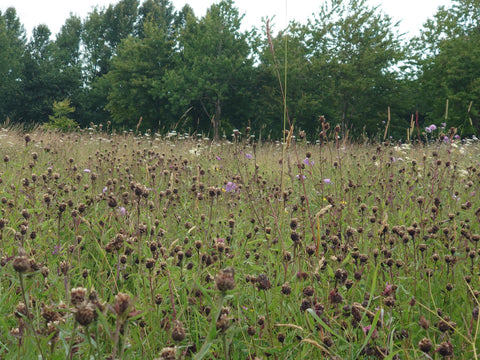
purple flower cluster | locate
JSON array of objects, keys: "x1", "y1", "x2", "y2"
[
  {"x1": 425, "y1": 124, "x2": 437, "y2": 133},
  {"x1": 225, "y1": 181, "x2": 237, "y2": 192},
  {"x1": 303, "y1": 158, "x2": 314, "y2": 166}
]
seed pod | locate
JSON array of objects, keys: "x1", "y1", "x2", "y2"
[
  {"x1": 12, "y1": 256, "x2": 31, "y2": 273},
  {"x1": 171, "y1": 320, "x2": 186, "y2": 342}
]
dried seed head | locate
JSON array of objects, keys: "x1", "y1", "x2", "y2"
[
  {"x1": 256, "y1": 273, "x2": 271, "y2": 291},
  {"x1": 290, "y1": 218, "x2": 298, "y2": 230},
  {"x1": 215, "y1": 267, "x2": 235, "y2": 292},
  {"x1": 306, "y1": 244, "x2": 316, "y2": 256},
  {"x1": 59, "y1": 261, "x2": 69, "y2": 276},
  {"x1": 472, "y1": 307, "x2": 479, "y2": 321},
  {"x1": 15, "y1": 302, "x2": 28, "y2": 318},
  {"x1": 303, "y1": 286, "x2": 314, "y2": 297},
  {"x1": 12, "y1": 256, "x2": 31, "y2": 273},
  {"x1": 437, "y1": 317, "x2": 455, "y2": 333},
  {"x1": 171, "y1": 320, "x2": 186, "y2": 342},
  {"x1": 329, "y1": 288, "x2": 343, "y2": 304},
  {"x1": 216, "y1": 313, "x2": 231, "y2": 332},
  {"x1": 146, "y1": 258, "x2": 156, "y2": 270},
  {"x1": 384, "y1": 296, "x2": 395, "y2": 307},
  {"x1": 114, "y1": 293, "x2": 132, "y2": 315},
  {"x1": 41, "y1": 266, "x2": 49, "y2": 278},
  {"x1": 70, "y1": 287, "x2": 87, "y2": 306},
  {"x1": 418, "y1": 337, "x2": 433, "y2": 353},
  {"x1": 283, "y1": 251, "x2": 292, "y2": 262},
  {"x1": 74, "y1": 302, "x2": 96, "y2": 326},
  {"x1": 281, "y1": 282, "x2": 292, "y2": 295},
  {"x1": 158, "y1": 347, "x2": 176, "y2": 360},
  {"x1": 290, "y1": 230, "x2": 300, "y2": 243},
  {"x1": 435, "y1": 341, "x2": 453, "y2": 357},
  {"x1": 300, "y1": 298, "x2": 312, "y2": 312}
]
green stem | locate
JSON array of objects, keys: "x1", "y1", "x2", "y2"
[
  {"x1": 67, "y1": 322, "x2": 78, "y2": 360},
  {"x1": 19, "y1": 273, "x2": 46, "y2": 360}
]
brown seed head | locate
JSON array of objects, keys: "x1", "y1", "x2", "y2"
[
  {"x1": 158, "y1": 347, "x2": 176, "y2": 360},
  {"x1": 114, "y1": 293, "x2": 132, "y2": 315},
  {"x1": 256, "y1": 273, "x2": 271, "y2": 291},
  {"x1": 303, "y1": 286, "x2": 314, "y2": 297},
  {"x1": 12, "y1": 256, "x2": 31, "y2": 273},
  {"x1": 215, "y1": 267, "x2": 235, "y2": 292},
  {"x1": 281, "y1": 282, "x2": 292, "y2": 295},
  {"x1": 74, "y1": 302, "x2": 96, "y2": 326},
  {"x1": 70, "y1": 287, "x2": 87, "y2": 306},
  {"x1": 171, "y1": 320, "x2": 186, "y2": 342},
  {"x1": 418, "y1": 337, "x2": 433, "y2": 353},
  {"x1": 15, "y1": 302, "x2": 28, "y2": 318},
  {"x1": 435, "y1": 341, "x2": 453, "y2": 357}
]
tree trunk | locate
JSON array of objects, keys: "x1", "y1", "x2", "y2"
[
  {"x1": 214, "y1": 97, "x2": 221, "y2": 140},
  {"x1": 341, "y1": 99, "x2": 348, "y2": 138}
]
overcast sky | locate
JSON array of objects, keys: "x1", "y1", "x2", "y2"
[{"x1": 2, "y1": 0, "x2": 452, "y2": 39}]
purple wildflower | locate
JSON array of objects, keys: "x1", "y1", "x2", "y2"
[
  {"x1": 296, "y1": 174, "x2": 306, "y2": 180},
  {"x1": 225, "y1": 181, "x2": 236, "y2": 192},
  {"x1": 102, "y1": 186, "x2": 108, "y2": 194},
  {"x1": 425, "y1": 127, "x2": 431, "y2": 133},
  {"x1": 382, "y1": 282, "x2": 394, "y2": 296},
  {"x1": 83, "y1": 168, "x2": 91, "y2": 173},
  {"x1": 454, "y1": 134, "x2": 460, "y2": 139},
  {"x1": 429, "y1": 124, "x2": 437, "y2": 131},
  {"x1": 303, "y1": 158, "x2": 314, "y2": 166},
  {"x1": 323, "y1": 178, "x2": 331, "y2": 184},
  {"x1": 362, "y1": 325, "x2": 379, "y2": 339},
  {"x1": 245, "y1": 153, "x2": 252, "y2": 159},
  {"x1": 117, "y1": 207, "x2": 126, "y2": 216},
  {"x1": 216, "y1": 156, "x2": 222, "y2": 161},
  {"x1": 52, "y1": 245, "x2": 61, "y2": 255}
]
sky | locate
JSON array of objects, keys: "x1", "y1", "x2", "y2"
[{"x1": 2, "y1": 0, "x2": 452, "y2": 39}]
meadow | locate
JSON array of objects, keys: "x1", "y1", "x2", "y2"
[{"x1": 0, "y1": 126, "x2": 479, "y2": 359}]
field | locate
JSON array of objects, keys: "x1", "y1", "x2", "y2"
[{"x1": 0, "y1": 127, "x2": 479, "y2": 359}]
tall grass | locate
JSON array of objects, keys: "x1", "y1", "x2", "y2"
[{"x1": 0, "y1": 125, "x2": 478, "y2": 359}]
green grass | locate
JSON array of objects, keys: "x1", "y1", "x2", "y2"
[{"x1": 0, "y1": 127, "x2": 479, "y2": 359}]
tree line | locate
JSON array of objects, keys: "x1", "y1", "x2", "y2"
[{"x1": 0, "y1": 0, "x2": 479, "y2": 140}]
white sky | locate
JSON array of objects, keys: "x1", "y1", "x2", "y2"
[{"x1": 2, "y1": 0, "x2": 452, "y2": 39}]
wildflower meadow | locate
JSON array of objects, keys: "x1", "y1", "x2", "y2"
[{"x1": 0, "y1": 126, "x2": 479, "y2": 359}]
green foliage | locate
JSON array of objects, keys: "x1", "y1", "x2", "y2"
[
  {"x1": 0, "y1": 0, "x2": 479, "y2": 139},
  {"x1": 255, "y1": 22, "x2": 320, "y2": 138},
  {"x1": 45, "y1": 99, "x2": 78, "y2": 131},
  {"x1": 412, "y1": 0, "x2": 480, "y2": 136},
  {"x1": 308, "y1": 0, "x2": 405, "y2": 137},
  {"x1": 0, "y1": 8, "x2": 26, "y2": 122},
  {"x1": 164, "y1": 0, "x2": 255, "y2": 138},
  {"x1": 104, "y1": 13, "x2": 177, "y2": 130}
]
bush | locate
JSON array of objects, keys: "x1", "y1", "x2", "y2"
[{"x1": 44, "y1": 99, "x2": 78, "y2": 131}]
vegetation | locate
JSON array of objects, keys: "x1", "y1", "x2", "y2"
[
  {"x1": 0, "y1": 124, "x2": 478, "y2": 359},
  {"x1": 45, "y1": 99, "x2": 78, "y2": 132},
  {"x1": 0, "y1": 0, "x2": 479, "y2": 139}
]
